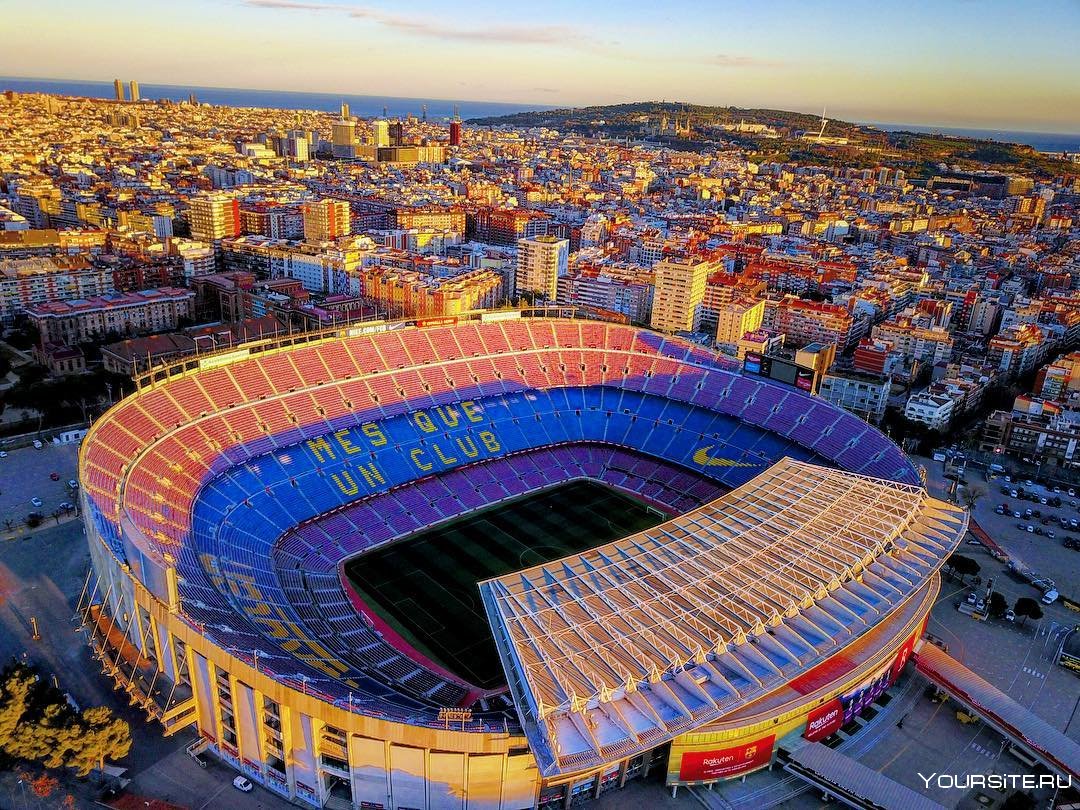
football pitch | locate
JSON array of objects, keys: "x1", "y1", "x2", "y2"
[{"x1": 343, "y1": 480, "x2": 667, "y2": 689}]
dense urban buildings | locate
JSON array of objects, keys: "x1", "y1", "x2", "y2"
[{"x1": 1, "y1": 81, "x2": 1079, "y2": 809}]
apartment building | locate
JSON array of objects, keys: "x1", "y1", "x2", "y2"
[
  {"x1": 27, "y1": 287, "x2": 195, "y2": 344},
  {"x1": 762, "y1": 295, "x2": 855, "y2": 350},
  {"x1": 303, "y1": 199, "x2": 351, "y2": 242},
  {"x1": 715, "y1": 297, "x2": 765, "y2": 349},
  {"x1": 188, "y1": 194, "x2": 241, "y2": 244},
  {"x1": 516, "y1": 235, "x2": 569, "y2": 301},
  {"x1": 819, "y1": 373, "x2": 890, "y2": 423},
  {"x1": 221, "y1": 236, "x2": 375, "y2": 296},
  {"x1": 1037, "y1": 352, "x2": 1080, "y2": 400},
  {"x1": 645, "y1": 257, "x2": 709, "y2": 333},
  {"x1": 361, "y1": 267, "x2": 503, "y2": 318},
  {"x1": 0, "y1": 256, "x2": 115, "y2": 321},
  {"x1": 904, "y1": 391, "x2": 956, "y2": 430},
  {"x1": 981, "y1": 397, "x2": 1080, "y2": 468},
  {"x1": 987, "y1": 323, "x2": 1052, "y2": 378},
  {"x1": 872, "y1": 316, "x2": 954, "y2": 365},
  {"x1": 556, "y1": 266, "x2": 654, "y2": 323}
]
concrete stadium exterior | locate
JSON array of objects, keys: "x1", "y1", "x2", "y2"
[{"x1": 78, "y1": 312, "x2": 967, "y2": 809}]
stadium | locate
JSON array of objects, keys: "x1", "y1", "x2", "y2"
[{"x1": 78, "y1": 313, "x2": 967, "y2": 810}]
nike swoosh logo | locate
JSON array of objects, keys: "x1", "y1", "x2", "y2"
[{"x1": 692, "y1": 446, "x2": 758, "y2": 467}]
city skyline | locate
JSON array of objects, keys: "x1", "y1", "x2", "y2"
[{"x1": 4, "y1": 0, "x2": 1080, "y2": 133}]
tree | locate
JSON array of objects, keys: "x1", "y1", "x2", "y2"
[
  {"x1": 988, "y1": 591, "x2": 1007, "y2": 618},
  {"x1": 960, "y1": 484, "x2": 986, "y2": 510},
  {"x1": 1013, "y1": 597, "x2": 1044, "y2": 626},
  {"x1": 0, "y1": 663, "x2": 131, "y2": 776},
  {"x1": 58, "y1": 706, "x2": 132, "y2": 777},
  {"x1": 946, "y1": 553, "x2": 980, "y2": 584}
]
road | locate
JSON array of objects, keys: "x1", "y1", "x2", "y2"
[{"x1": 0, "y1": 442, "x2": 293, "y2": 809}]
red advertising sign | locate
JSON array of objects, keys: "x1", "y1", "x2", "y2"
[
  {"x1": 804, "y1": 698, "x2": 844, "y2": 741},
  {"x1": 678, "y1": 734, "x2": 775, "y2": 781},
  {"x1": 889, "y1": 632, "x2": 917, "y2": 684}
]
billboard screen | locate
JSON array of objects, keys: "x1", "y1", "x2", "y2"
[{"x1": 742, "y1": 352, "x2": 816, "y2": 392}]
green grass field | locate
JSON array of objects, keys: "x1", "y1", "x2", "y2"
[{"x1": 343, "y1": 480, "x2": 666, "y2": 689}]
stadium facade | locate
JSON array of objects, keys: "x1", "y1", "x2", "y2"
[{"x1": 78, "y1": 313, "x2": 967, "y2": 809}]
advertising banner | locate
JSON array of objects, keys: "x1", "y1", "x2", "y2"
[
  {"x1": 804, "y1": 698, "x2": 844, "y2": 741},
  {"x1": 677, "y1": 734, "x2": 775, "y2": 781}
]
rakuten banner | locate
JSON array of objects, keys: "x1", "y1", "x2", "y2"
[
  {"x1": 804, "y1": 698, "x2": 845, "y2": 742},
  {"x1": 678, "y1": 734, "x2": 776, "y2": 781}
]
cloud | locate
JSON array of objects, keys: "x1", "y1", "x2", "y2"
[
  {"x1": 244, "y1": 0, "x2": 343, "y2": 10},
  {"x1": 709, "y1": 53, "x2": 783, "y2": 68},
  {"x1": 531, "y1": 87, "x2": 561, "y2": 94},
  {"x1": 244, "y1": 0, "x2": 581, "y2": 46}
]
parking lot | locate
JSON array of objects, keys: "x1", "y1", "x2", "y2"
[
  {"x1": 915, "y1": 454, "x2": 1080, "y2": 604},
  {"x1": 0, "y1": 440, "x2": 80, "y2": 532}
]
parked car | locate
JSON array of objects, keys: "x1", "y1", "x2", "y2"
[
  {"x1": 1070, "y1": 518, "x2": 1078, "y2": 529},
  {"x1": 232, "y1": 776, "x2": 253, "y2": 793},
  {"x1": 59, "y1": 501, "x2": 73, "y2": 511},
  {"x1": 1047, "y1": 530, "x2": 1056, "y2": 539},
  {"x1": 32, "y1": 440, "x2": 42, "y2": 449},
  {"x1": 1068, "y1": 488, "x2": 1076, "y2": 497},
  {"x1": 1013, "y1": 511, "x2": 1022, "y2": 518},
  {"x1": 966, "y1": 592, "x2": 978, "y2": 605},
  {"x1": 0, "y1": 451, "x2": 7, "y2": 459},
  {"x1": 49, "y1": 472, "x2": 59, "y2": 481},
  {"x1": 1053, "y1": 486, "x2": 1062, "y2": 494},
  {"x1": 995, "y1": 506, "x2": 1006, "y2": 515},
  {"x1": 68, "y1": 479, "x2": 78, "y2": 489},
  {"x1": 1004, "y1": 609, "x2": 1016, "y2": 622},
  {"x1": 1027, "y1": 525, "x2": 1035, "y2": 533},
  {"x1": 30, "y1": 497, "x2": 42, "y2": 508},
  {"x1": 1034, "y1": 527, "x2": 1043, "y2": 535}
]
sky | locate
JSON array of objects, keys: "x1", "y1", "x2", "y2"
[{"x1": 2, "y1": 0, "x2": 1079, "y2": 133}]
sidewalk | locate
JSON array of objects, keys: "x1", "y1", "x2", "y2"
[{"x1": 1, "y1": 508, "x2": 80, "y2": 541}]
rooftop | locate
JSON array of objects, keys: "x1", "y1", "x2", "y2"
[{"x1": 480, "y1": 458, "x2": 966, "y2": 776}]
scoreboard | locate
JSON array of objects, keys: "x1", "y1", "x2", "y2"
[{"x1": 742, "y1": 352, "x2": 818, "y2": 393}]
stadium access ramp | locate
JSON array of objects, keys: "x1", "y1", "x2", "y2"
[
  {"x1": 783, "y1": 742, "x2": 947, "y2": 810},
  {"x1": 915, "y1": 643, "x2": 1080, "y2": 779}
]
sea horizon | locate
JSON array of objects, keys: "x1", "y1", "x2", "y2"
[
  {"x1": 4, "y1": 75, "x2": 1079, "y2": 152},
  {"x1": 0, "y1": 75, "x2": 553, "y2": 121},
  {"x1": 870, "y1": 122, "x2": 1080, "y2": 154}
]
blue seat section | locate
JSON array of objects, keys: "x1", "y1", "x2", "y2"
[{"x1": 172, "y1": 358, "x2": 916, "y2": 726}]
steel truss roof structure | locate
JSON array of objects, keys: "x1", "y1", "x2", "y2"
[{"x1": 480, "y1": 458, "x2": 967, "y2": 776}]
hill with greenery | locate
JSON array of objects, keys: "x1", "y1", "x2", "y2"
[{"x1": 468, "y1": 101, "x2": 1076, "y2": 178}]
